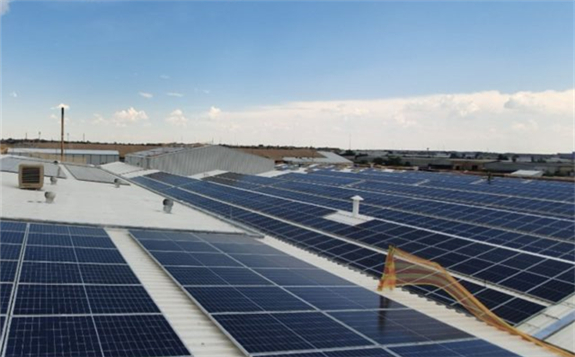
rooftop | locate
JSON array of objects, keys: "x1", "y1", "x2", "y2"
[{"x1": 0, "y1": 157, "x2": 572, "y2": 357}]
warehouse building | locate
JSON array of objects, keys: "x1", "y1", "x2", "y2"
[
  {"x1": 125, "y1": 145, "x2": 274, "y2": 176},
  {"x1": 7, "y1": 147, "x2": 119, "y2": 165}
]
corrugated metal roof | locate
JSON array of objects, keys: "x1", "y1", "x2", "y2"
[
  {"x1": 283, "y1": 151, "x2": 353, "y2": 164},
  {"x1": 8, "y1": 148, "x2": 119, "y2": 155}
]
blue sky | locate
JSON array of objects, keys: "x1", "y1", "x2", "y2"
[{"x1": 1, "y1": 1, "x2": 573, "y2": 152}]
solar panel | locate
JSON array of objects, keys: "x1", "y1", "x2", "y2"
[
  {"x1": 155, "y1": 173, "x2": 574, "y2": 304},
  {"x1": 27, "y1": 233, "x2": 73, "y2": 247},
  {"x1": 19, "y1": 262, "x2": 82, "y2": 284},
  {"x1": 133, "y1": 176, "x2": 551, "y2": 322},
  {"x1": 1, "y1": 284, "x2": 13, "y2": 314},
  {"x1": 0, "y1": 231, "x2": 25, "y2": 244},
  {"x1": 258, "y1": 349, "x2": 395, "y2": 357},
  {"x1": 75, "y1": 248, "x2": 127, "y2": 264},
  {"x1": 129, "y1": 227, "x2": 523, "y2": 357},
  {"x1": 0, "y1": 244, "x2": 21, "y2": 260},
  {"x1": 0, "y1": 220, "x2": 192, "y2": 357},
  {"x1": 79, "y1": 264, "x2": 140, "y2": 285},
  {"x1": 0, "y1": 261, "x2": 18, "y2": 282},
  {"x1": 13, "y1": 285, "x2": 90, "y2": 315},
  {"x1": 329, "y1": 310, "x2": 469, "y2": 345},
  {"x1": 4, "y1": 316, "x2": 101, "y2": 357},
  {"x1": 286, "y1": 287, "x2": 407, "y2": 311},
  {"x1": 86, "y1": 285, "x2": 160, "y2": 314},
  {"x1": 388, "y1": 339, "x2": 520, "y2": 357},
  {"x1": 93, "y1": 315, "x2": 190, "y2": 357}
]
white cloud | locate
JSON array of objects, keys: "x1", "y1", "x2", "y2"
[
  {"x1": 208, "y1": 106, "x2": 221, "y2": 119},
  {"x1": 111, "y1": 107, "x2": 149, "y2": 127},
  {"x1": 52, "y1": 103, "x2": 70, "y2": 110},
  {"x1": 9, "y1": 91, "x2": 17, "y2": 98},
  {"x1": 139, "y1": 92, "x2": 153, "y2": 99},
  {"x1": 89, "y1": 108, "x2": 149, "y2": 127},
  {"x1": 91, "y1": 114, "x2": 107, "y2": 125},
  {"x1": 165, "y1": 109, "x2": 189, "y2": 127},
  {"x1": 0, "y1": 0, "x2": 11, "y2": 16},
  {"x1": 166, "y1": 92, "x2": 184, "y2": 97},
  {"x1": 503, "y1": 90, "x2": 572, "y2": 114},
  {"x1": 160, "y1": 75, "x2": 170, "y2": 80}
]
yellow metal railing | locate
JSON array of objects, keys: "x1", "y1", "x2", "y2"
[{"x1": 378, "y1": 246, "x2": 573, "y2": 357}]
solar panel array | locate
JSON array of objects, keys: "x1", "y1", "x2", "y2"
[
  {"x1": 129, "y1": 228, "x2": 520, "y2": 357},
  {"x1": 0, "y1": 157, "x2": 67, "y2": 178},
  {"x1": 0, "y1": 220, "x2": 191, "y2": 357},
  {"x1": 130, "y1": 170, "x2": 575, "y2": 326},
  {"x1": 65, "y1": 164, "x2": 128, "y2": 185}
]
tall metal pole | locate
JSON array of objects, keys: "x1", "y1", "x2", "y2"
[{"x1": 60, "y1": 107, "x2": 64, "y2": 162}]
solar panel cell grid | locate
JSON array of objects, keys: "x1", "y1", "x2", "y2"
[
  {"x1": 0, "y1": 231, "x2": 26, "y2": 244},
  {"x1": 75, "y1": 248, "x2": 127, "y2": 264},
  {"x1": 27, "y1": 233, "x2": 73, "y2": 247},
  {"x1": 0, "y1": 221, "x2": 191, "y2": 357},
  {"x1": 13, "y1": 284, "x2": 90, "y2": 315},
  {"x1": 0, "y1": 221, "x2": 27, "y2": 232},
  {"x1": 4, "y1": 316, "x2": 102, "y2": 357},
  {"x1": 0, "y1": 244, "x2": 22, "y2": 260},
  {"x1": 93, "y1": 315, "x2": 190, "y2": 357},
  {"x1": 79, "y1": 264, "x2": 140, "y2": 285},
  {"x1": 71, "y1": 235, "x2": 117, "y2": 249},
  {"x1": 185, "y1": 286, "x2": 264, "y2": 313},
  {"x1": 86, "y1": 285, "x2": 161, "y2": 314},
  {"x1": 1, "y1": 283, "x2": 13, "y2": 314},
  {"x1": 389, "y1": 339, "x2": 520, "y2": 357},
  {"x1": 329, "y1": 309, "x2": 470, "y2": 345},
  {"x1": 213, "y1": 313, "x2": 315, "y2": 353},
  {"x1": 287, "y1": 287, "x2": 406, "y2": 311},
  {"x1": 24, "y1": 246, "x2": 77, "y2": 263},
  {"x1": 1, "y1": 261, "x2": 19, "y2": 282}
]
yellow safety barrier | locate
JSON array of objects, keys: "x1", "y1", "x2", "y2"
[{"x1": 378, "y1": 246, "x2": 573, "y2": 357}]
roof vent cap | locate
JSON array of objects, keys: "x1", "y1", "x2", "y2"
[
  {"x1": 351, "y1": 195, "x2": 363, "y2": 217},
  {"x1": 50, "y1": 176, "x2": 58, "y2": 185},
  {"x1": 114, "y1": 178, "x2": 121, "y2": 188},
  {"x1": 45, "y1": 191, "x2": 56, "y2": 203},
  {"x1": 163, "y1": 198, "x2": 174, "y2": 213}
]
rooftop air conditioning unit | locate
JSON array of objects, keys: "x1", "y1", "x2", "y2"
[{"x1": 18, "y1": 164, "x2": 44, "y2": 189}]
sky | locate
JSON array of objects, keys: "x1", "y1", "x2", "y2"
[{"x1": 1, "y1": 0, "x2": 573, "y2": 153}]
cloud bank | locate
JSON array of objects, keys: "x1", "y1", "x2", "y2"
[
  {"x1": 187, "y1": 89, "x2": 573, "y2": 153},
  {"x1": 6, "y1": 89, "x2": 569, "y2": 153}
]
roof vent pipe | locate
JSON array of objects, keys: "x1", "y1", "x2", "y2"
[
  {"x1": 113, "y1": 178, "x2": 121, "y2": 188},
  {"x1": 351, "y1": 195, "x2": 363, "y2": 217},
  {"x1": 50, "y1": 176, "x2": 58, "y2": 185},
  {"x1": 163, "y1": 198, "x2": 174, "y2": 214},
  {"x1": 45, "y1": 191, "x2": 56, "y2": 204}
]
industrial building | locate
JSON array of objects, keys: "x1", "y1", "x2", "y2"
[
  {"x1": 125, "y1": 145, "x2": 274, "y2": 176},
  {"x1": 7, "y1": 147, "x2": 119, "y2": 165},
  {"x1": 0, "y1": 154, "x2": 573, "y2": 357},
  {"x1": 282, "y1": 151, "x2": 353, "y2": 165}
]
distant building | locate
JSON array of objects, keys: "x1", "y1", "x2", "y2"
[
  {"x1": 7, "y1": 147, "x2": 119, "y2": 165},
  {"x1": 281, "y1": 151, "x2": 352, "y2": 165},
  {"x1": 125, "y1": 145, "x2": 274, "y2": 176},
  {"x1": 484, "y1": 161, "x2": 575, "y2": 176}
]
